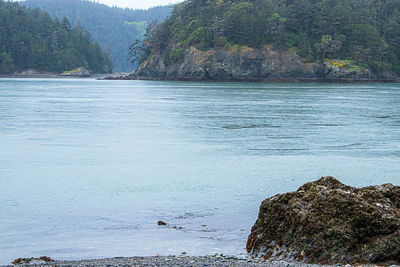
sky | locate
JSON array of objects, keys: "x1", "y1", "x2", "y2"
[{"x1": 95, "y1": 0, "x2": 183, "y2": 9}]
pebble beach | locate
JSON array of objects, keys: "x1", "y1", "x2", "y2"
[
  {"x1": 2, "y1": 255, "x2": 324, "y2": 267},
  {"x1": 5, "y1": 255, "x2": 398, "y2": 267}
]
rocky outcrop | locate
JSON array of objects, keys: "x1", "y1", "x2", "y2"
[
  {"x1": 99, "y1": 73, "x2": 135, "y2": 80},
  {"x1": 13, "y1": 256, "x2": 54, "y2": 265},
  {"x1": 247, "y1": 177, "x2": 400, "y2": 265},
  {"x1": 134, "y1": 46, "x2": 398, "y2": 82},
  {"x1": 59, "y1": 67, "x2": 90, "y2": 77}
]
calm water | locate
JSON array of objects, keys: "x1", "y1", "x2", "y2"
[{"x1": 0, "y1": 79, "x2": 399, "y2": 264}]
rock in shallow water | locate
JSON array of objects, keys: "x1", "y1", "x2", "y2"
[{"x1": 246, "y1": 176, "x2": 400, "y2": 265}]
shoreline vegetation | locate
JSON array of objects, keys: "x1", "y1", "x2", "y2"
[
  {"x1": 20, "y1": 0, "x2": 172, "y2": 73},
  {"x1": 1, "y1": 67, "x2": 399, "y2": 82},
  {"x1": 2, "y1": 72, "x2": 398, "y2": 83},
  {"x1": 0, "y1": 69, "x2": 124, "y2": 79},
  {"x1": 0, "y1": 1, "x2": 111, "y2": 76},
  {"x1": 125, "y1": 0, "x2": 400, "y2": 82}
]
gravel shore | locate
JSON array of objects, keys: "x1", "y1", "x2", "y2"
[{"x1": 5, "y1": 255, "x2": 391, "y2": 267}]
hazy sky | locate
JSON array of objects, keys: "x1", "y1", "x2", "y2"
[{"x1": 97, "y1": 0, "x2": 183, "y2": 9}]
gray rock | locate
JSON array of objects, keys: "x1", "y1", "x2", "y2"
[
  {"x1": 134, "y1": 46, "x2": 398, "y2": 82},
  {"x1": 59, "y1": 67, "x2": 90, "y2": 77},
  {"x1": 247, "y1": 176, "x2": 400, "y2": 265}
]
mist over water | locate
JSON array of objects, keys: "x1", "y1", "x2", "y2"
[{"x1": 0, "y1": 79, "x2": 399, "y2": 264}]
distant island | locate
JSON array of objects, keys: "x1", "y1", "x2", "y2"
[
  {"x1": 21, "y1": 0, "x2": 172, "y2": 72},
  {"x1": 0, "y1": 1, "x2": 111, "y2": 75},
  {"x1": 126, "y1": 0, "x2": 400, "y2": 82}
]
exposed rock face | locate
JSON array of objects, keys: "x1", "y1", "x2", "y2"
[
  {"x1": 135, "y1": 46, "x2": 398, "y2": 82},
  {"x1": 60, "y1": 67, "x2": 90, "y2": 77},
  {"x1": 247, "y1": 177, "x2": 400, "y2": 265}
]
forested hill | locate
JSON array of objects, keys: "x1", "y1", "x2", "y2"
[
  {"x1": 22, "y1": 0, "x2": 173, "y2": 72},
  {"x1": 0, "y1": 1, "x2": 111, "y2": 74},
  {"x1": 137, "y1": 0, "x2": 400, "y2": 77}
]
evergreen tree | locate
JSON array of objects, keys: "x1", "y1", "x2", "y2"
[
  {"x1": 22, "y1": 0, "x2": 173, "y2": 72},
  {"x1": 0, "y1": 0, "x2": 112, "y2": 74},
  {"x1": 134, "y1": 0, "x2": 400, "y2": 75}
]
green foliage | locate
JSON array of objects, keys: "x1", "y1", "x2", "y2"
[
  {"x1": 128, "y1": 39, "x2": 150, "y2": 66},
  {"x1": 0, "y1": 0, "x2": 112, "y2": 74},
  {"x1": 22, "y1": 0, "x2": 172, "y2": 72},
  {"x1": 183, "y1": 27, "x2": 209, "y2": 48},
  {"x1": 164, "y1": 48, "x2": 185, "y2": 66},
  {"x1": 231, "y1": 44, "x2": 243, "y2": 53},
  {"x1": 133, "y1": 0, "x2": 400, "y2": 74},
  {"x1": 169, "y1": 48, "x2": 185, "y2": 63},
  {"x1": 215, "y1": 36, "x2": 227, "y2": 47},
  {"x1": 124, "y1": 21, "x2": 148, "y2": 37},
  {"x1": 0, "y1": 52, "x2": 15, "y2": 74}
]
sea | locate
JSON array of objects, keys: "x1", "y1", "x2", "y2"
[{"x1": 0, "y1": 78, "x2": 399, "y2": 264}]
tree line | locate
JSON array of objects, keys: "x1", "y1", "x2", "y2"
[
  {"x1": 133, "y1": 0, "x2": 400, "y2": 75},
  {"x1": 22, "y1": 0, "x2": 173, "y2": 72},
  {"x1": 0, "y1": 0, "x2": 112, "y2": 74}
]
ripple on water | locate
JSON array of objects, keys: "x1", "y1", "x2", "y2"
[
  {"x1": 222, "y1": 124, "x2": 281, "y2": 130},
  {"x1": 0, "y1": 79, "x2": 400, "y2": 264},
  {"x1": 174, "y1": 212, "x2": 213, "y2": 220}
]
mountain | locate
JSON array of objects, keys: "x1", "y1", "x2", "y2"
[
  {"x1": 0, "y1": 1, "x2": 111, "y2": 74},
  {"x1": 21, "y1": 0, "x2": 173, "y2": 72},
  {"x1": 131, "y1": 0, "x2": 400, "y2": 81}
]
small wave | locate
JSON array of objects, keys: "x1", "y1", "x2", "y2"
[
  {"x1": 323, "y1": 143, "x2": 363, "y2": 149},
  {"x1": 375, "y1": 115, "x2": 392, "y2": 119},
  {"x1": 101, "y1": 225, "x2": 138, "y2": 231},
  {"x1": 310, "y1": 123, "x2": 347, "y2": 127},
  {"x1": 34, "y1": 248, "x2": 92, "y2": 254},
  {"x1": 222, "y1": 124, "x2": 280, "y2": 130},
  {"x1": 360, "y1": 115, "x2": 392, "y2": 119},
  {"x1": 3, "y1": 199, "x2": 18, "y2": 207},
  {"x1": 174, "y1": 212, "x2": 212, "y2": 220},
  {"x1": 249, "y1": 148, "x2": 306, "y2": 151},
  {"x1": 199, "y1": 236, "x2": 224, "y2": 240},
  {"x1": 267, "y1": 136, "x2": 302, "y2": 139}
]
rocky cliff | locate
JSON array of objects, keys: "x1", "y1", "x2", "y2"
[
  {"x1": 247, "y1": 177, "x2": 400, "y2": 265},
  {"x1": 133, "y1": 46, "x2": 398, "y2": 82}
]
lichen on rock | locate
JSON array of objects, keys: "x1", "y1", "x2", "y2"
[
  {"x1": 60, "y1": 67, "x2": 90, "y2": 77},
  {"x1": 134, "y1": 46, "x2": 398, "y2": 82},
  {"x1": 246, "y1": 176, "x2": 400, "y2": 265}
]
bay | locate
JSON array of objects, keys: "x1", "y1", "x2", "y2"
[{"x1": 0, "y1": 78, "x2": 399, "y2": 264}]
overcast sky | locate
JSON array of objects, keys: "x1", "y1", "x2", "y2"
[{"x1": 96, "y1": 0, "x2": 183, "y2": 9}]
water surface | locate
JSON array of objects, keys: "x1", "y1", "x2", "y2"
[{"x1": 0, "y1": 79, "x2": 399, "y2": 264}]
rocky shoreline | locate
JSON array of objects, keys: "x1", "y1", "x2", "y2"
[
  {"x1": 6, "y1": 177, "x2": 400, "y2": 267},
  {"x1": 102, "y1": 74, "x2": 400, "y2": 83},
  {"x1": 0, "y1": 68, "x2": 115, "y2": 79},
  {"x1": 0, "y1": 73, "x2": 110, "y2": 79},
  {"x1": 121, "y1": 46, "x2": 400, "y2": 83},
  {"x1": 5, "y1": 255, "x2": 397, "y2": 267}
]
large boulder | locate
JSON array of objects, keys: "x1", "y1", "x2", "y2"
[{"x1": 247, "y1": 176, "x2": 400, "y2": 265}]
